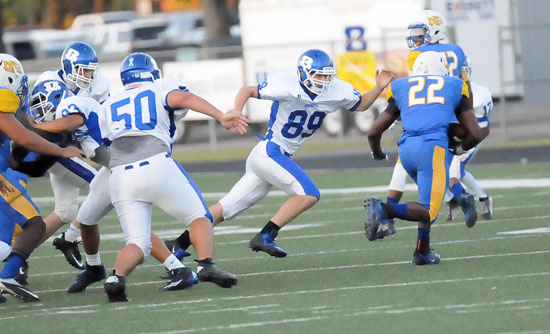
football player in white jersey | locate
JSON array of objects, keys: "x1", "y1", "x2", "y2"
[
  {"x1": 166, "y1": 49, "x2": 393, "y2": 258},
  {"x1": 99, "y1": 52, "x2": 247, "y2": 302},
  {"x1": 31, "y1": 42, "x2": 111, "y2": 271},
  {"x1": 32, "y1": 79, "x2": 202, "y2": 293}
]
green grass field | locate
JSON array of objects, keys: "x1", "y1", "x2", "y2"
[{"x1": 2, "y1": 161, "x2": 550, "y2": 334}]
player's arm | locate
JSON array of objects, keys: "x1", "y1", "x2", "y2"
[
  {"x1": 232, "y1": 85, "x2": 258, "y2": 115},
  {"x1": 454, "y1": 96, "x2": 484, "y2": 151},
  {"x1": 33, "y1": 114, "x2": 85, "y2": 133},
  {"x1": 0, "y1": 112, "x2": 84, "y2": 158},
  {"x1": 368, "y1": 99, "x2": 399, "y2": 160},
  {"x1": 166, "y1": 90, "x2": 249, "y2": 134},
  {"x1": 355, "y1": 69, "x2": 393, "y2": 111}
]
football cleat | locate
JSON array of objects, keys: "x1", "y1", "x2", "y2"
[
  {"x1": 249, "y1": 231, "x2": 287, "y2": 257},
  {"x1": 53, "y1": 232, "x2": 84, "y2": 269},
  {"x1": 196, "y1": 261, "x2": 237, "y2": 288},
  {"x1": 160, "y1": 267, "x2": 198, "y2": 291},
  {"x1": 104, "y1": 273, "x2": 129, "y2": 302},
  {"x1": 446, "y1": 197, "x2": 459, "y2": 221},
  {"x1": 412, "y1": 251, "x2": 441, "y2": 265},
  {"x1": 67, "y1": 263, "x2": 106, "y2": 293},
  {"x1": 0, "y1": 293, "x2": 6, "y2": 303},
  {"x1": 479, "y1": 196, "x2": 493, "y2": 220},
  {"x1": 460, "y1": 193, "x2": 478, "y2": 228},
  {"x1": 15, "y1": 261, "x2": 29, "y2": 285},
  {"x1": 375, "y1": 219, "x2": 396, "y2": 240},
  {"x1": 364, "y1": 198, "x2": 385, "y2": 241},
  {"x1": 0, "y1": 278, "x2": 40, "y2": 302}
]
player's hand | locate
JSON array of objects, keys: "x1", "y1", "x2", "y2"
[
  {"x1": 60, "y1": 146, "x2": 86, "y2": 159},
  {"x1": 0, "y1": 178, "x2": 11, "y2": 197},
  {"x1": 220, "y1": 112, "x2": 250, "y2": 135},
  {"x1": 370, "y1": 148, "x2": 388, "y2": 160},
  {"x1": 375, "y1": 68, "x2": 394, "y2": 89}
]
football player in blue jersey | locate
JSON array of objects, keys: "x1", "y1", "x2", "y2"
[
  {"x1": 0, "y1": 54, "x2": 84, "y2": 302},
  {"x1": 165, "y1": 49, "x2": 393, "y2": 258},
  {"x1": 31, "y1": 42, "x2": 112, "y2": 272},
  {"x1": 365, "y1": 51, "x2": 485, "y2": 265},
  {"x1": 373, "y1": 9, "x2": 479, "y2": 240}
]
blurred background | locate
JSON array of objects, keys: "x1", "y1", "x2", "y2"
[{"x1": 1, "y1": 0, "x2": 549, "y2": 156}]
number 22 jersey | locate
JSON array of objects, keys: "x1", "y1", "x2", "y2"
[{"x1": 258, "y1": 73, "x2": 361, "y2": 155}]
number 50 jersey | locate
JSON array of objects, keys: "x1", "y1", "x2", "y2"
[
  {"x1": 258, "y1": 73, "x2": 361, "y2": 155},
  {"x1": 99, "y1": 78, "x2": 186, "y2": 148}
]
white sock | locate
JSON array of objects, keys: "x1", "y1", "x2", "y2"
[
  {"x1": 64, "y1": 223, "x2": 81, "y2": 242},
  {"x1": 461, "y1": 172, "x2": 488, "y2": 199},
  {"x1": 163, "y1": 254, "x2": 184, "y2": 271},
  {"x1": 444, "y1": 188, "x2": 454, "y2": 202},
  {"x1": 86, "y1": 252, "x2": 102, "y2": 266}
]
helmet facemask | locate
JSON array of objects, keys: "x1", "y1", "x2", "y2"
[
  {"x1": 303, "y1": 67, "x2": 336, "y2": 95},
  {"x1": 66, "y1": 63, "x2": 98, "y2": 90},
  {"x1": 30, "y1": 82, "x2": 69, "y2": 123},
  {"x1": 406, "y1": 24, "x2": 431, "y2": 49}
]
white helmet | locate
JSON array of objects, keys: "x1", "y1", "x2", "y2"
[
  {"x1": 0, "y1": 53, "x2": 28, "y2": 107},
  {"x1": 412, "y1": 51, "x2": 449, "y2": 76},
  {"x1": 406, "y1": 10, "x2": 447, "y2": 48}
]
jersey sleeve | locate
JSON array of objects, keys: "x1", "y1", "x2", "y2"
[
  {"x1": 461, "y1": 81, "x2": 470, "y2": 99},
  {"x1": 386, "y1": 83, "x2": 394, "y2": 102},
  {"x1": 340, "y1": 82, "x2": 362, "y2": 111},
  {"x1": 156, "y1": 78, "x2": 189, "y2": 109},
  {"x1": 257, "y1": 74, "x2": 292, "y2": 101},
  {"x1": 94, "y1": 73, "x2": 111, "y2": 104},
  {"x1": 56, "y1": 98, "x2": 87, "y2": 121},
  {"x1": 0, "y1": 88, "x2": 20, "y2": 114}
]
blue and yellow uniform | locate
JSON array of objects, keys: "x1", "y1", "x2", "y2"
[
  {"x1": 0, "y1": 87, "x2": 41, "y2": 249},
  {"x1": 408, "y1": 43, "x2": 468, "y2": 78},
  {"x1": 386, "y1": 74, "x2": 470, "y2": 222}
]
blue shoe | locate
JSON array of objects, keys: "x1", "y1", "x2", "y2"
[
  {"x1": 460, "y1": 193, "x2": 478, "y2": 228},
  {"x1": 364, "y1": 198, "x2": 385, "y2": 241},
  {"x1": 249, "y1": 231, "x2": 287, "y2": 258},
  {"x1": 67, "y1": 263, "x2": 106, "y2": 293},
  {"x1": 161, "y1": 267, "x2": 198, "y2": 291},
  {"x1": 165, "y1": 240, "x2": 191, "y2": 261},
  {"x1": 412, "y1": 251, "x2": 441, "y2": 265},
  {"x1": 375, "y1": 219, "x2": 396, "y2": 240}
]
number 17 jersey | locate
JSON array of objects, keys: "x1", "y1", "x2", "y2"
[{"x1": 258, "y1": 73, "x2": 361, "y2": 155}]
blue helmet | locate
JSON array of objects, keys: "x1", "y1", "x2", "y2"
[
  {"x1": 297, "y1": 49, "x2": 336, "y2": 95},
  {"x1": 30, "y1": 80, "x2": 71, "y2": 123},
  {"x1": 120, "y1": 52, "x2": 161, "y2": 89},
  {"x1": 61, "y1": 42, "x2": 98, "y2": 89}
]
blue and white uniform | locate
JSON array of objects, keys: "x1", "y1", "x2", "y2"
[
  {"x1": 448, "y1": 82, "x2": 492, "y2": 179},
  {"x1": 99, "y1": 78, "x2": 210, "y2": 257},
  {"x1": 33, "y1": 73, "x2": 109, "y2": 225},
  {"x1": 219, "y1": 73, "x2": 361, "y2": 220}
]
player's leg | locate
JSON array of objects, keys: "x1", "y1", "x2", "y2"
[
  {"x1": 245, "y1": 141, "x2": 320, "y2": 257},
  {"x1": 448, "y1": 154, "x2": 477, "y2": 227},
  {"x1": 158, "y1": 155, "x2": 237, "y2": 288},
  {"x1": 375, "y1": 160, "x2": 408, "y2": 240},
  {"x1": 461, "y1": 171, "x2": 492, "y2": 219},
  {"x1": 0, "y1": 173, "x2": 43, "y2": 301}
]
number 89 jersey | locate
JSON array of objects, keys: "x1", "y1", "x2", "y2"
[
  {"x1": 258, "y1": 73, "x2": 361, "y2": 155},
  {"x1": 100, "y1": 78, "x2": 185, "y2": 148}
]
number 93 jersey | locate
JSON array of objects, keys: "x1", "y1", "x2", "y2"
[
  {"x1": 99, "y1": 78, "x2": 185, "y2": 148},
  {"x1": 55, "y1": 96, "x2": 103, "y2": 158},
  {"x1": 258, "y1": 73, "x2": 361, "y2": 155}
]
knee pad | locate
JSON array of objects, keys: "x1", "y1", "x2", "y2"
[
  {"x1": 54, "y1": 203, "x2": 79, "y2": 224},
  {"x1": 11, "y1": 216, "x2": 45, "y2": 260}
]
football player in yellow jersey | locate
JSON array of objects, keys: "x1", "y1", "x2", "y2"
[
  {"x1": 366, "y1": 52, "x2": 484, "y2": 265},
  {"x1": 374, "y1": 10, "x2": 478, "y2": 240},
  {"x1": 0, "y1": 53, "x2": 84, "y2": 302}
]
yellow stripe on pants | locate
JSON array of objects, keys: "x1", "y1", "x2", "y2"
[{"x1": 428, "y1": 146, "x2": 447, "y2": 222}]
